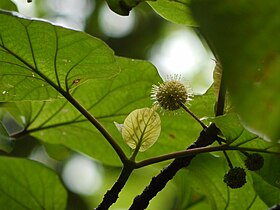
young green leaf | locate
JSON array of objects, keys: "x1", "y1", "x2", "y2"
[
  {"x1": 122, "y1": 107, "x2": 161, "y2": 152},
  {"x1": 0, "y1": 157, "x2": 67, "y2": 210}
]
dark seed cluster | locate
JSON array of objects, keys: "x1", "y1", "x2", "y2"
[
  {"x1": 155, "y1": 80, "x2": 188, "y2": 111},
  {"x1": 223, "y1": 167, "x2": 246, "y2": 189},
  {"x1": 245, "y1": 153, "x2": 264, "y2": 171}
]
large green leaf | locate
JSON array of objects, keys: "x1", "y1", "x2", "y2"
[
  {"x1": 0, "y1": 157, "x2": 67, "y2": 210},
  {"x1": 191, "y1": 0, "x2": 280, "y2": 140},
  {"x1": 1, "y1": 59, "x2": 216, "y2": 166},
  {"x1": 148, "y1": 0, "x2": 195, "y2": 25},
  {"x1": 180, "y1": 154, "x2": 268, "y2": 210},
  {"x1": 0, "y1": 10, "x2": 117, "y2": 101}
]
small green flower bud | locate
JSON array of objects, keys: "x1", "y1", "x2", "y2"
[{"x1": 151, "y1": 75, "x2": 191, "y2": 111}]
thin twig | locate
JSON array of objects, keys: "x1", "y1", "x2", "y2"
[
  {"x1": 216, "y1": 137, "x2": 233, "y2": 168},
  {"x1": 135, "y1": 144, "x2": 280, "y2": 168},
  {"x1": 61, "y1": 93, "x2": 128, "y2": 164},
  {"x1": 180, "y1": 103, "x2": 207, "y2": 129}
]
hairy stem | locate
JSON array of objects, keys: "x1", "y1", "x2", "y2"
[
  {"x1": 129, "y1": 123, "x2": 219, "y2": 210},
  {"x1": 95, "y1": 163, "x2": 135, "y2": 210}
]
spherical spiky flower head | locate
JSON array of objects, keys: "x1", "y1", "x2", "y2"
[
  {"x1": 151, "y1": 75, "x2": 191, "y2": 111},
  {"x1": 245, "y1": 153, "x2": 264, "y2": 171},
  {"x1": 223, "y1": 167, "x2": 246, "y2": 189}
]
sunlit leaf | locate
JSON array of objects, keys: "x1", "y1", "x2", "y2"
[
  {"x1": 0, "y1": 157, "x2": 67, "y2": 210},
  {"x1": 0, "y1": 11, "x2": 118, "y2": 101},
  {"x1": 148, "y1": 0, "x2": 195, "y2": 25},
  {"x1": 122, "y1": 107, "x2": 161, "y2": 152},
  {"x1": 191, "y1": 0, "x2": 280, "y2": 140}
]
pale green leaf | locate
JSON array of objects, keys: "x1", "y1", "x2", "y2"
[
  {"x1": 148, "y1": 0, "x2": 195, "y2": 25},
  {"x1": 0, "y1": 11, "x2": 117, "y2": 101},
  {"x1": 122, "y1": 107, "x2": 161, "y2": 152},
  {"x1": 0, "y1": 157, "x2": 67, "y2": 210}
]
